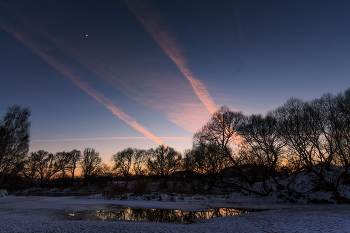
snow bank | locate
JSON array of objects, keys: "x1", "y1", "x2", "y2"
[{"x1": 0, "y1": 190, "x2": 8, "y2": 197}]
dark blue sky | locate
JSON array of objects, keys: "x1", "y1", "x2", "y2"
[{"x1": 1, "y1": 0, "x2": 349, "y2": 162}]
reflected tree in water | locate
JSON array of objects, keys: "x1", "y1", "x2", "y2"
[{"x1": 71, "y1": 207, "x2": 254, "y2": 223}]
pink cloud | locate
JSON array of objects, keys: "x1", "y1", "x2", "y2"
[
  {"x1": 0, "y1": 22, "x2": 167, "y2": 147},
  {"x1": 9, "y1": 11, "x2": 213, "y2": 133},
  {"x1": 124, "y1": 0, "x2": 218, "y2": 115}
]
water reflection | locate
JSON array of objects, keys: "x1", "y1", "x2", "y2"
[{"x1": 69, "y1": 206, "x2": 261, "y2": 223}]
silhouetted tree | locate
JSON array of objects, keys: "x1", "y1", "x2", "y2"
[
  {"x1": 184, "y1": 143, "x2": 229, "y2": 190},
  {"x1": 112, "y1": 148, "x2": 134, "y2": 187},
  {"x1": 0, "y1": 105, "x2": 30, "y2": 185},
  {"x1": 132, "y1": 149, "x2": 148, "y2": 176},
  {"x1": 81, "y1": 148, "x2": 102, "y2": 185},
  {"x1": 193, "y1": 106, "x2": 253, "y2": 184},
  {"x1": 54, "y1": 151, "x2": 74, "y2": 186},
  {"x1": 311, "y1": 94, "x2": 341, "y2": 164},
  {"x1": 112, "y1": 148, "x2": 148, "y2": 180},
  {"x1": 271, "y1": 96, "x2": 347, "y2": 191},
  {"x1": 94, "y1": 163, "x2": 112, "y2": 187},
  {"x1": 272, "y1": 98, "x2": 313, "y2": 168},
  {"x1": 147, "y1": 145, "x2": 181, "y2": 189},
  {"x1": 335, "y1": 88, "x2": 350, "y2": 167},
  {"x1": 239, "y1": 114, "x2": 285, "y2": 180},
  {"x1": 95, "y1": 163, "x2": 111, "y2": 176},
  {"x1": 66, "y1": 149, "x2": 81, "y2": 184},
  {"x1": 23, "y1": 150, "x2": 69, "y2": 187}
]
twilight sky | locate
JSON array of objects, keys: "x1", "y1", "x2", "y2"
[{"x1": 1, "y1": 0, "x2": 349, "y2": 163}]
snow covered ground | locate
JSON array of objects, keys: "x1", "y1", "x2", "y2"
[{"x1": 0, "y1": 195, "x2": 349, "y2": 233}]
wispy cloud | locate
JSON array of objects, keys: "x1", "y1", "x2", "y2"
[
  {"x1": 0, "y1": 22, "x2": 167, "y2": 147},
  {"x1": 6, "y1": 8, "x2": 212, "y2": 133},
  {"x1": 38, "y1": 24, "x2": 211, "y2": 132},
  {"x1": 124, "y1": 0, "x2": 217, "y2": 115},
  {"x1": 33, "y1": 136, "x2": 192, "y2": 142}
]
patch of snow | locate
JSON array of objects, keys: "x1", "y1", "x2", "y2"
[{"x1": 0, "y1": 190, "x2": 8, "y2": 197}]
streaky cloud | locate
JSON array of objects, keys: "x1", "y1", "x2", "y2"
[
  {"x1": 7, "y1": 10, "x2": 212, "y2": 133},
  {"x1": 33, "y1": 136, "x2": 192, "y2": 142},
  {"x1": 36, "y1": 23, "x2": 211, "y2": 133},
  {"x1": 124, "y1": 0, "x2": 217, "y2": 114},
  {"x1": 0, "y1": 22, "x2": 167, "y2": 148}
]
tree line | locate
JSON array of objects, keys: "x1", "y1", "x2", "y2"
[
  {"x1": 0, "y1": 105, "x2": 183, "y2": 190},
  {"x1": 190, "y1": 88, "x2": 350, "y2": 194},
  {"x1": 1, "y1": 88, "x2": 349, "y2": 195}
]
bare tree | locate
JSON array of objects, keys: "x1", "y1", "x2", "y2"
[
  {"x1": 239, "y1": 114, "x2": 285, "y2": 181},
  {"x1": 306, "y1": 94, "x2": 339, "y2": 166},
  {"x1": 309, "y1": 91, "x2": 350, "y2": 189},
  {"x1": 53, "y1": 151, "x2": 74, "y2": 186},
  {"x1": 273, "y1": 96, "x2": 340, "y2": 168},
  {"x1": 272, "y1": 97, "x2": 344, "y2": 191},
  {"x1": 132, "y1": 149, "x2": 148, "y2": 176},
  {"x1": 184, "y1": 143, "x2": 229, "y2": 190},
  {"x1": 334, "y1": 88, "x2": 350, "y2": 167},
  {"x1": 147, "y1": 145, "x2": 181, "y2": 189},
  {"x1": 112, "y1": 148, "x2": 134, "y2": 187},
  {"x1": 81, "y1": 148, "x2": 102, "y2": 185},
  {"x1": 66, "y1": 149, "x2": 81, "y2": 184},
  {"x1": 193, "y1": 106, "x2": 253, "y2": 184},
  {"x1": 23, "y1": 150, "x2": 68, "y2": 187},
  {"x1": 0, "y1": 105, "x2": 30, "y2": 185},
  {"x1": 95, "y1": 163, "x2": 111, "y2": 177},
  {"x1": 188, "y1": 143, "x2": 228, "y2": 175},
  {"x1": 272, "y1": 98, "x2": 314, "y2": 168}
]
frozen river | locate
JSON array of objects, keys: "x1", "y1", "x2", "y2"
[{"x1": 0, "y1": 196, "x2": 349, "y2": 232}]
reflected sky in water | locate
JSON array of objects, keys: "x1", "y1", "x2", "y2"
[{"x1": 69, "y1": 205, "x2": 263, "y2": 223}]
